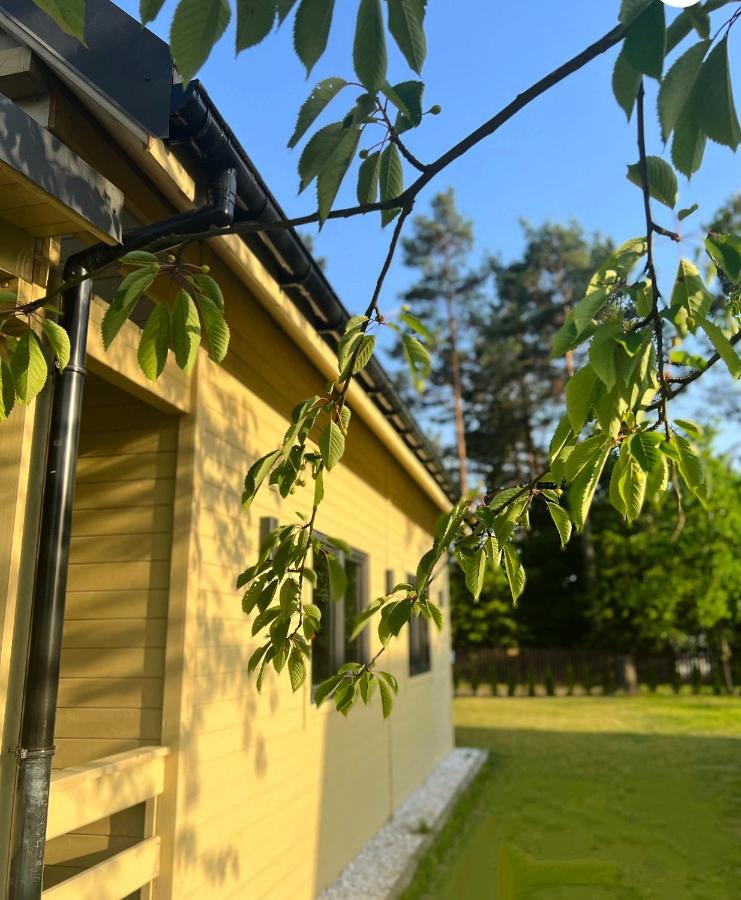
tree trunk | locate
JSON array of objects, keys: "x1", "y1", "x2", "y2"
[{"x1": 446, "y1": 298, "x2": 469, "y2": 494}]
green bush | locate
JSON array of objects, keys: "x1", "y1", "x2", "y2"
[{"x1": 544, "y1": 668, "x2": 556, "y2": 697}]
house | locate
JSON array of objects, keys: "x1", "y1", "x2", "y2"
[{"x1": 0, "y1": 2, "x2": 454, "y2": 898}]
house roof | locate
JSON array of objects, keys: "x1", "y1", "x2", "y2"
[{"x1": 0, "y1": 0, "x2": 456, "y2": 504}]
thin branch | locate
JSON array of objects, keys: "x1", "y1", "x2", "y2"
[
  {"x1": 12, "y1": 22, "x2": 627, "y2": 320},
  {"x1": 636, "y1": 82, "x2": 671, "y2": 440},
  {"x1": 376, "y1": 102, "x2": 428, "y2": 173}
]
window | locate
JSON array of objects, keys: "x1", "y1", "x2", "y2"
[
  {"x1": 407, "y1": 572, "x2": 431, "y2": 676},
  {"x1": 311, "y1": 546, "x2": 369, "y2": 689}
]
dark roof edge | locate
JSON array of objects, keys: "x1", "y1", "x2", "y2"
[{"x1": 169, "y1": 81, "x2": 456, "y2": 503}]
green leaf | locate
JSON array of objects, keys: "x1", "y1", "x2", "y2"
[
  {"x1": 171, "y1": 290, "x2": 201, "y2": 373},
  {"x1": 236, "y1": 0, "x2": 276, "y2": 52},
  {"x1": 623, "y1": 1, "x2": 665, "y2": 80},
  {"x1": 140, "y1": 0, "x2": 166, "y2": 24},
  {"x1": 401, "y1": 333, "x2": 430, "y2": 392},
  {"x1": 568, "y1": 442, "x2": 611, "y2": 531},
  {"x1": 565, "y1": 365, "x2": 599, "y2": 433},
  {"x1": 190, "y1": 273, "x2": 225, "y2": 311},
  {"x1": 658, "y1": 41, "x2": 709, "y2": 143},
  {"x1": 589, "y1": 330, "x2": 618, "y2": 390},
  {"x1": 623, "y1": 458, "x2": 647, "y2": 524},
  {"x1": 170, "y1": 0, "x2": 231, "y2": 83},
  {"x1": 342, "y1": 333, "x2": 375, "y2": 378},
  {"x1": 609, "y1": 447, "x2": 629, "y2": 518},
  {"x1": 289, "y1": 78, "x2": 348, "y2": 149},
  {"x1": 327, "y1": 553, "x2": 348, "y2": 600},
  {"x1": 120, "y1": 250, "x2": 159, "y2": 266},
  {"x1": 293, "y1": 0, "x2": 336, "y2": 74},
  {"x1": 626, "y1": 156, "x2": 678, "y2": 208},
  {"x1": 298, "y1": 122, "x2": 348, "y2": 191},
  {"x1": 33, "y1": 0, "x2": 85, "y2": 40},
  {"x1": 243, "y1": 449, "x2": 282, "y2": 509},
  {"x1": 101, "y1": 264, "x2": 158, "y2": 349},
  {"x1": 0, "y1": 360, "x2": 15, "y2": 422},
  {"x1": 457, "y1": 546, "x2": 486, "y2": 600},
  {"x1": 573, "y1": 290, "x2": 608, "y2": 335},
  {"x1": 565, "y1": 434, "x2": 610, "y2": 482},
  {"x1": 318, "y1": 419, "x2": 346, "y2": 469},
  {"x1": 195, "y1": 294, "x2": 230, "y2": 362},
  {"x1": 551, "y1": 314, "x2": 580, "y2": 358},
  {"x1": 378, "y1": 676, "x2": 394, "y2": 718},
  {"x1": 587, "y1": 237, "x2": 647, "y2": 295},
  {"x1": 645, "y1": 451, "x2": 669, "y2": 506},
  {"x1": 627, "y1": 431, "x2": 662, "y2": 472},
  {"x1": 288, "y1": 646, "x2": 307, "y2": 691},
  {"x1": 699, "y1": 319, "x2": 741, "y2": 379},
  {"x1": 670, "y1": 258, "x2": 712, "y2": 321},
  {"x1": 619, "y1": 0, "x2": 652, "y2": 26},
  {"x1": 317, "y1": 125, "x2": 361, "y2": 223},
  {"x1": 612, "y1": 48, "x2": 641, "y2": 121},
  {"x1": 671, "y1": 105, "x2": 706, "y2": 178},
  {"x1": 379, "y1": 143, "x2": 403, "y2": 226},
  {"x1": 674, "y1": 418, "x2": 703, "y2": 438},
  {"x1": 382, "y1": 80, "x2": 424, "y2": 126},
  {"x1": 678, "y1": 204, "x2": 699, "y2": 221},
  {"x1": 11, "y1": 331, "x2": 47, "y2": 405},
  {"x1": 42, "y1": 320, "x2": 70, "y2": 371},
  {"x1": 502, "y1": 543, "x2": 526, "y2": 603},
  {"x1": 387, "y1": 0, "x2": 426, "y2": 74},
  {"x1": 691, "y1": 37, "x2": 741, "y2": 150},
  {"x1": 546, "y1": 502, "x2": 572, "y2": 549},
  {"x1": 399, "y1": 311, "x2": 433, "y2": 341},
  {"x1": 247, "y1": 643, "x2": 270, "y2": 674},
  {"x1": 137, "y1": 303, "x2": 171, "y2": 381},
  {"x1": 354, "y1": 0, "x2": 387, "y2": 93},
  {"x1": 673, "y1": 433, "x2": 703, "y2": 490},
  {"x1": 427, "y1": 602, "x2": 444, "y2": 631},
  {"x1": 357, "y1": 150, "x2": 381, "y2": 204},
  {"x1": 705, "y1": 233, "x2": 741, "y2": 282},
  {"x1": 277, "y1": 0, "x2": 299, "y2": 24}
]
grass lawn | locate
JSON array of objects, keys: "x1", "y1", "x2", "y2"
[{"x1": 404, "y1": 695, "x2": 741, "y2": 899}]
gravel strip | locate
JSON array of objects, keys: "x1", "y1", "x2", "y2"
[{"x1": 319, "y1": 747, "x2": 487, "y2": 900}]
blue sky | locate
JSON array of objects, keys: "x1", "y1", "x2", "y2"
[{"x1": 118, "y1": 0, "x2": 740, "y2": 449}]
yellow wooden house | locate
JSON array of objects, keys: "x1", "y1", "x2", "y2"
[{"x1": 0, "y1": 2, "x2": 454, "y2": 898}]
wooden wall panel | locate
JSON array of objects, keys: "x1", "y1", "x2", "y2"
[{"x1": 44, "y1": 376, "x2": 177, "y2": 891}]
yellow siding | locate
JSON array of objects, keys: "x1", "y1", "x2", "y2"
[
  {"x1": 44, "y1": 376, "x2": 177, "y2": 890},
  {"x1": 161, "y1": 273, "x2": 453, "y2": 899}
]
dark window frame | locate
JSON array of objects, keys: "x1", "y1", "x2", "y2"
[
  {"x1": 310, "y1": 539, "x2": 370, "y2": 691},
  {"x1": 406, "y1": 571, "x2": 432, "y2": 677}
]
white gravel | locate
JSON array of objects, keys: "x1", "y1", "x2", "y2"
[{"x1": 318, "y1": 747, "x2": 487, "y2": 900}]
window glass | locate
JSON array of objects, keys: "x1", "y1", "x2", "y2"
[
  {"x1": 311, "y1": 547, "x2": 368, "y2": 689},
  {"x1": 408, "y1": 572, "x2": 432, "y2": 676}
]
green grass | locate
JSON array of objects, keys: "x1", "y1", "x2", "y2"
[{"x1": 403, "y1": 695, "x2": 741, "y2": 900}]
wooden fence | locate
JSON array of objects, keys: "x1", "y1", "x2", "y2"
[{"x1": 453, "y1": 646, "x2": 729, "y2": 694}]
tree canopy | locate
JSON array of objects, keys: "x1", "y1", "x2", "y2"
[{"x1": 6, "y1": 0, "x2": 741, "y2": 716}]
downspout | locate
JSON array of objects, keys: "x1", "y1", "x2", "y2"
[{"x1": 8, "y1": 168, "x2": 237, "y2": 900}]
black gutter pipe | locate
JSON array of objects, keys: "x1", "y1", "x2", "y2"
[
  {"x1": 8, "y1": 168, "x2": 237, "y2": 900},
  {"x1": 169, "y1": 83, "x2": 456, "y2": 501}
]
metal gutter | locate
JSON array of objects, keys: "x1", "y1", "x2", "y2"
[
  {"x1": 169, "y1": 82, "x2": 456, "y2": 503},
  {"x1": 8, "y1": 169, "x2": 237, "y2": 900}
]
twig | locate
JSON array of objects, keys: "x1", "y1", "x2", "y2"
[
  {"x1": 636, "y1": 82, "x2": 671, "y2": 440},
  {"x1": 12, "y1": 22, "x2": 627, "y2": 320},
  {"x1": 376, "y1": 101, "x2": 428, "y2": 173}
]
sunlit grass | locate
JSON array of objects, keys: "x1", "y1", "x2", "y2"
[{"x1": 404, "y1": 696, "x2": 741, "y2": 900}]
